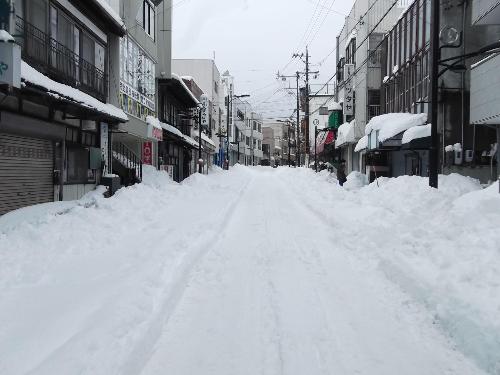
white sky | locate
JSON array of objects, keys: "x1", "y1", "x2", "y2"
[{"x1": 172, "y1": 0, "x2": 353, "y2": 121}]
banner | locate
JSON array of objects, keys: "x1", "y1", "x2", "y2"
[
  {"x1": 142, "y1": 142, "x2": 153, "y2": 165},
  {"x1": 343, "y1": 64, "x2": 355, "y2": 116}
]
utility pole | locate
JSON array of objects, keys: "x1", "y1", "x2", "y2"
[
  {"x1": 305, "y1": 47, "x2": 310, "y2": 161},
  {"x1": 429, "y1": 0, "x2": 440, "y2": 188},
  {"x1": 226, "y1": 94, "x2": 231, "y2": 169},
  {"x1": 296, "y1": 71, "x2": 301, "y2": 167}
]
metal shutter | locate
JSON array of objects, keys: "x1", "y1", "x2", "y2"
[{"x1": 0, "y1": 133, "x2": 54, "y2": 216}]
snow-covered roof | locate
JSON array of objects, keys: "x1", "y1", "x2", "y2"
[
  {"x1": 200, "y1": 132, "x2": 215, "y2": 147},
  {"x1": 171, "y1": 73, "x2": 200, "y2": 105},
  {"x1": 181, "y1": 75, "x2": 194, "y2": 81},
  {"x1": 336, "y1": 120, "x2": 356, "y2": 148},
  {"x1": 146, "y1": 116, "x2": 199, "y2": 148},
  {"x1": 402, "y1": 124, "x2": 431, "y2": 144},
  {"x1": 93, "y1": 0, "x2": 125, "y2": 30},
  {"x1": 328, "y1": 101, "x2": 342, "y2": 111},
  {"x1": 345, "y1": 28, "x2": 357, "y2": 46},
  {"x1": 365, "y1": 113, "x2": 427, "y2": 142},
  {"x1": 22, "y1": 61, "x2": 127, "y2": 121},
  {"x1": 0, "y1": 30, "x2": 14, "y2": 42},
  {"x1": 354, "y1": 135, "x2": 368, "y2": 152}
]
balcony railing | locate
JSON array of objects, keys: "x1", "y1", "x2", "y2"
[
  {"x1": 367, "y1": 105, "x2": 381, "y2": 121},
  {"x1": 15, "y1": 17, "x2": 107, "y2": 102}
]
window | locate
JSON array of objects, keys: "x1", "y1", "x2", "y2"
[
  {"x1": 66, "y1": 146, "x2": 95, "y2": 184},
  {"x1": 346, "y1": 38, "x2": 356, "y2": 65},
  {"x1": 119, "y1": 36, "x2": 156, "y2": 120},
  {"x1": 258, "y1": 123, "x2": 261, "y2": 132},
  {"x1": 137, "y1": 0, "x2": 155, "y2": 39},
  {"x1": 214, "y1": 81, "x2": 218, "y2": 94},
  {"x1": 418, "y1": 0, "x2": 424, "y2": 50},
  {"x1": 253, "y1": 121, "x2": 257, "y2": 131}
]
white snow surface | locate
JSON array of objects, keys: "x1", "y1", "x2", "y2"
[
  {"x1": 354, "y1": 134, "x2": 368, "y2": 152},
  {"x1": 335, "y1": 120, "x2": 356, "y2": 148},
  {"x1": 21, "y1": 61, "x2": 127, "y2": 121},
  {"x1": 0, "y1": 29, "x2": 14, "y2": 42},
  {"x1": 365, "y1": 112, "x2": 428, "y2": 142},
  {"x1": 0, "y1": 166, "x2": 499, "y2": 375},
  {"x1": 402, "y1": 123, "x2": 431, "y2": 144}
]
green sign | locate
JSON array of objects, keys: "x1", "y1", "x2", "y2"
[{"x1": 328, "y1": 110, "x2": 343, "y2": 129}]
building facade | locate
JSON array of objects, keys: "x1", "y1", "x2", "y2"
[
  {"x1": 335, "y1": 0, "x2": 409, "y2": 174},
  {"x1": 0, "y1": 0, "x2": 128, "y2": 215}
]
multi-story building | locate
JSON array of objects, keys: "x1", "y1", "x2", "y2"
[
  {"x1": 115, "y1": 0, "x2": 173, "y2": 172},
  {"x1": 0, "y1": 0, "x2": 128, "y2": 215},
  {"x1": 335, "y1": 0, "x2": 408, "y2": 173},
  {"x1": 171, "y1": 59, "x2": 222, "y2": 165},
  {"x1": 470, "y1": 0, "x2": 500, "y2": 182},
  {"x1": 263, "y1": 121, "x2": 296, "y2": 166},
  {"x1": 249, "y1": 112, "x2": 263, "y2": 165},
  {"x1": 368, "y1": 0, "x2": 498, "y2": 183}
]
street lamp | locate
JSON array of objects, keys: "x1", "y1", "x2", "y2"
[{"x1": 226, "y1": 94, "x2": 250, "y2": 169}]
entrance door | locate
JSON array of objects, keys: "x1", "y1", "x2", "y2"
[{"x1": 0, "y1": 133, "x2": 54, "y2": 215}]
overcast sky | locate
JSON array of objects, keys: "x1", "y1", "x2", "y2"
[{"x1": 172, "y1": 0, "x2": 353, "y2": 121}]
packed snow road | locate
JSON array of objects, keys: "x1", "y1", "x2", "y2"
[{"x1": 0, "y1": 166, "x2": 499, "y2": 375}]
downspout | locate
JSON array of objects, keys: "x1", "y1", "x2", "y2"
[{"x1": 461, "y1": 0, "x2": 467, "y2": 151}]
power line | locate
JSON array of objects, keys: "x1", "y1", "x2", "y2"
[{"x1": 310, "y1": 0, "x2": 404, "y2": 116}]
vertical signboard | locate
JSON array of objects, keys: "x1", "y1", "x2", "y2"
[
  {"x1": 142, "y1": 142, "x2": 153, "y2": 165},
  {"x1": 343, "y1": 64, "x2": 355, "y2": 117},
  {"x1": 200, "y1": 94, "x2": 209, "y2": 128},
  {"x1": 100, "y1": 123, "x2": 109, "y2": 175}
]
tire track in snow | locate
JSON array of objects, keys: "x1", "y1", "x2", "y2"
[{"x1": 121, "y1": 173, "x2": 255, "y2": 375}]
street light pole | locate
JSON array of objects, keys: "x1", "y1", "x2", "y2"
[
  {"x1": 315, "y1": 125, "x2": 318, "y2": 172},
  {"x1": 296, "y1": 71, "x2": 301, "y2": 167},
  {"x1": 198, "y1": 109, "x2": 202, "y2": 174},
  {"x1": 429, "y1": 0, "x2": 440, "y2": 188}
]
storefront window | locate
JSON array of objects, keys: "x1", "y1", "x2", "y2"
[{"x1": 119, "y1": 36, "x2": 156, "y2": 121}]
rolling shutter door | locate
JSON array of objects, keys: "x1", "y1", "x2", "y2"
[{"x1": 0, "y1": 133, "x2": 54, "y2": 216}]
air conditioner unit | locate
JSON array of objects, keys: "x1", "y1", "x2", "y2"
[{"x1": 454, "y1": 149, "x2": 463, "y2": 165}]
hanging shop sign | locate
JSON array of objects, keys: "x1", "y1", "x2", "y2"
[
  {"x1": 328, "y1": 110, "x2": 343, "y2": 129},
  {"x1": 143, "y1": 141, "x2": 153, "y2": 165},
  {"x1": 200, "y1": 94, "x2": 209, "y2": 127},
  {"x1": 0, "y1": 41, "x2": 21, "y2": 89},
  {"x1": 100, "y1": 123, "x2": 110, "y2": 174},
  {"x1": 343, "y1": 64, "x2": 355, "y2": 116}
]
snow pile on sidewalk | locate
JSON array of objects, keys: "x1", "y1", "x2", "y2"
[
  {"x1": 0, "y1": 167, "x2": 253, "y2": 375},
  {"x1": 279, "y1": 168, "x2": 500, "y2": 374}
]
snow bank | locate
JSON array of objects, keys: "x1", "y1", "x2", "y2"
[
  {"x1": 343, "y1": 171, "x2": 369, "y2": 190},
  {"x1": 365, "y1": 113, "x2": 427, "y2": 142},
  {"x1": 0, "y1": 166, "x2": 255, "y2": 375},
  {"x1": 278, "y1": 168, "x2": 500, "y2": 374}
]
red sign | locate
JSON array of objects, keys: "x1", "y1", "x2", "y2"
[
  {"x1": 143, "y1": 142, "x2": 153, "y2": 165},
  {"x1": 152, "y1": 126, "x2": 163, "y2": 141}
]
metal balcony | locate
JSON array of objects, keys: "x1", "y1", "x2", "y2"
[{"x1": 15, "y1": 17, "x2": 107, "y2": 102}]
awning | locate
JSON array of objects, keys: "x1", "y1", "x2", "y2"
[
  {"x1": 336, "y1": 120, "x2": 356, "y2": 148},
  {"x1": 147, "y1": 116, "x2": 199, "y2": 149},
  {"x1": 401, "y1": 123, "x2": 431, "y2": 150},
  {"x1": 354, "y1": 135, "x2": 368, "y2": 152},
  {"x1": 315, "y1": 130, "x2": 335, "y2": 154},
  {"x1": 21, "y1": 61, "x2": 128, "y2": 123}
]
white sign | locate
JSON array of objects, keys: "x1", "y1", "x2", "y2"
[
  {"x1": 0, "y1": 42, "x2": 21, "y2": 89},
  {"x1": 343, "y1": 64, "x2": 355, "y2": 116},
  {"x1": 100, "y1": 123, "x2": 110, "y2": 174},
  {"x1": 200, "y1": 94, "x2": 209, "y2": 127}
]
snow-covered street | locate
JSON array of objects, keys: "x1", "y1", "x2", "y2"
[{"x1": 0, "y1": 167, "x2": 499, "y2": 375}]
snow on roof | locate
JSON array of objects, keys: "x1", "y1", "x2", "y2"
[
  {"x1": 147, "y1": 116, "x2": 199, "y2": 148},
  {"x1": 328, "y1": 101, "x2": 342, "y2": 111},
  {"x1": 21, "y1": 61, "x2": 127, "y2": 121},
  {"x1": 345, "y1": 28, "x2": 357, "y2": 46},
  {"x1": 171, "y1": 73, "x2": 200, "y2": 105},
  {"x1": 354, "y1": 135, "x2": 368, "y2": 152},
  {"x1": 93, "y1": 0, "x2": 125, "y2": 29},
  {"x1": 181, "y1": 75, "x2": 194, "y2": 81},
  {"x1": 200, "y1": 132, "x2": 215, "y2": 147},
  {"x1": 0, "y1": 30, "x2": 14, "y2": 42},
  {"x1": 336, "y1": 120, "x2": 356, "y2": 148},
  {"x1": 365, "y1": 112, "x2": 427, "y2": 142},
  {"x1": 402, "y1": 123, "x2": 431, "y2": 144}
]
